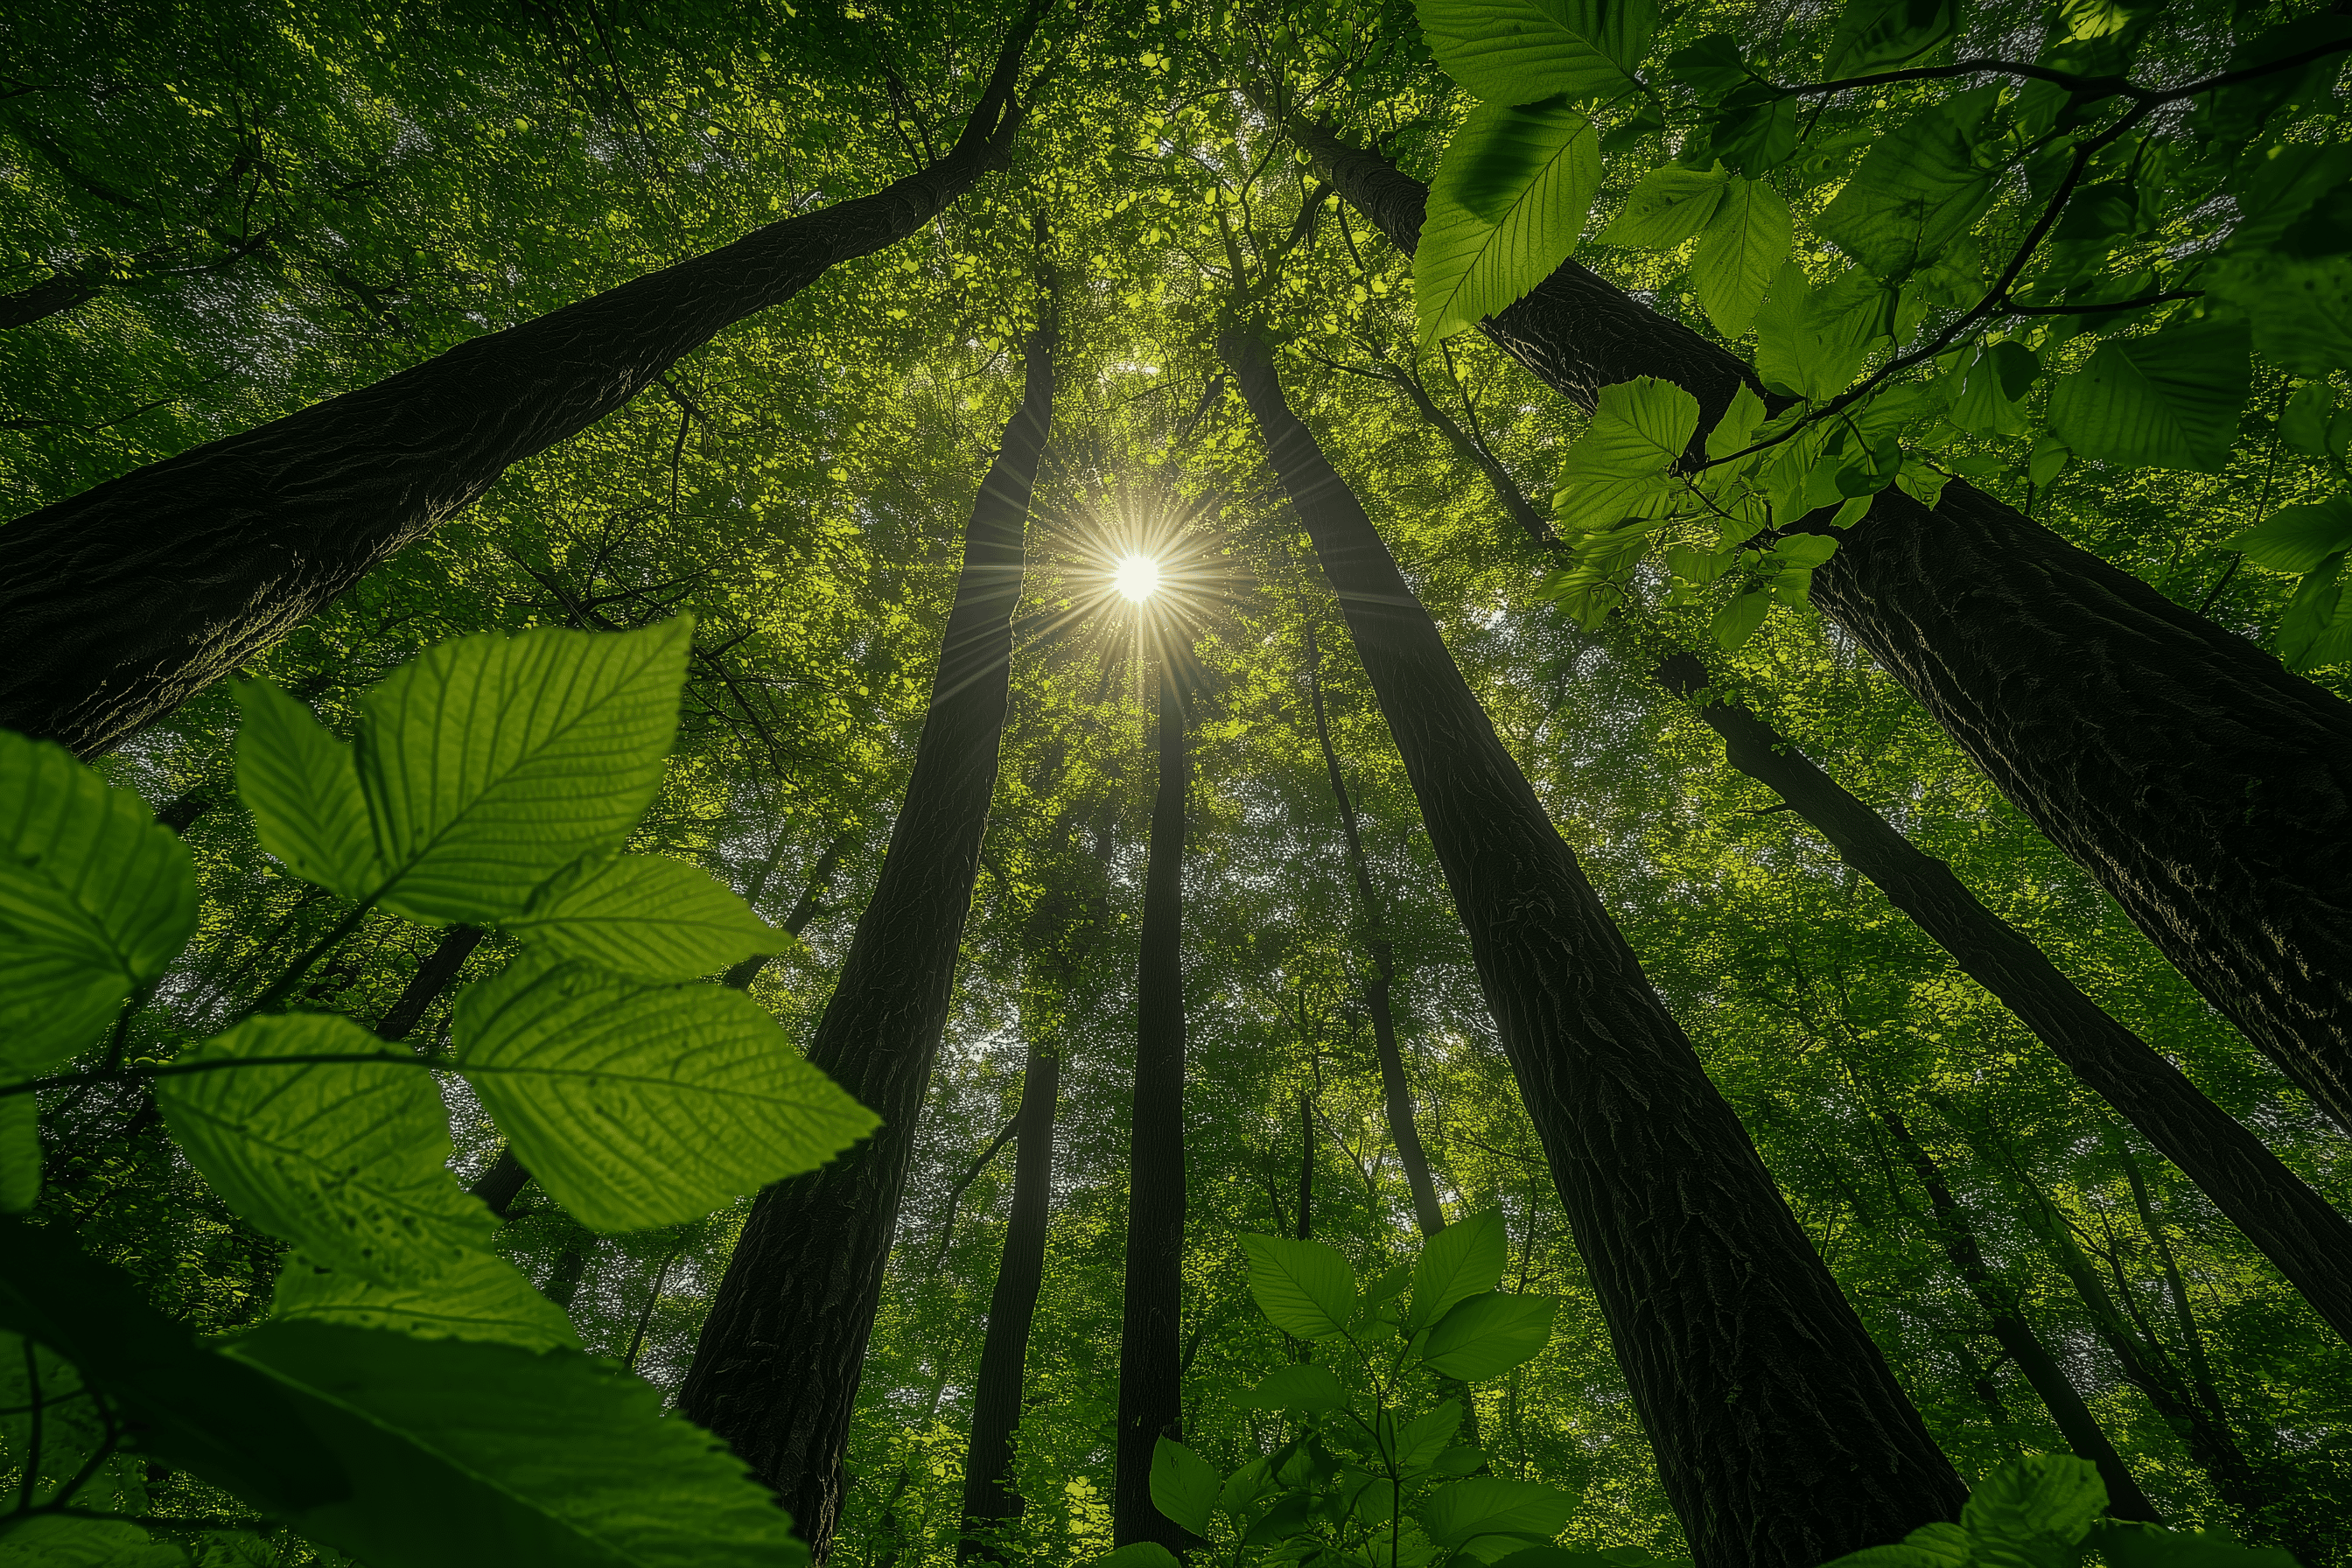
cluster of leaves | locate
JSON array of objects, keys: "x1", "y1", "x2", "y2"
[
  {"x1": 1, "y1": 621, "x2": 876, "y2": 1564},
  {"x1": 1408, "y1": 0, "x2": 2352, "y2": 661}
]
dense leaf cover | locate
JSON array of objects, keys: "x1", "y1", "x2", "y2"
[{"x1": 4, "y1": 0, "x2": 2351, "y2": 1565}]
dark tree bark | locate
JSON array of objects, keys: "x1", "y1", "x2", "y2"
[
  {"x1": 0, "y1": 270, "x2": 103, "y2": 331},
  {"x1": 676, "y1": 305, "x2": 1054, "y2": 1558},
  {"x1": 0, "y1": 6, "x2": 1045, "y2": 760},
  {"x1": 471, "y1": 1144, "x2": 532, "y2": 1220},
  {"x1": 1880, "y1": 1111, "x2": 2161, "y2": 1522},
  {"x1": 155, "y1": 786, "x2": 214, "y2": 836},
  {"x1": 1390, "y1": 355, "x2": 2352, "y2": 1348},
  {"x1": 1115, "y1": 663, "x2": 1193, "y2": 1555},
  {"x1": 543, "y1": 1240, "x2": 592, "y2": 1312},
  {"x1": 1218, "y1": 326, "x2": 1965, "y2": 1568},
  {"x1": 724, "y1": 828, "x2": 853, "y2": 990},
  {"x1": 1305, "y1": 628, "x2": 1446, "y2": 1239},
  {"x1": 956, "y1": 1036, "x2": 1060, "y2": 1565},
  {"x1": 1286, "y1": 113, "x2": 2352, "y2": 1138},
  {"x1": 374, "y1": 925, "x2": 485, "y2": 1044}
]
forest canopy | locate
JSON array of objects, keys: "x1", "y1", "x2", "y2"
[{"x1": 4, "y1": 1, "x2": 2351, "y2": 1567}]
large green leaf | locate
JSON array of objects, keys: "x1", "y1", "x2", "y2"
[
  {"x1": 1418, "y1": 100, "x2": 1600, "y2": 347},
  {"x1": 0, "y1": 1516, "x2": 187, "y2": 1566},
  {"x1": 1598, "y1": 165, "x2": 1728, "y2": 248},
  {"x1": 452, "y1": 950, "x2": 876, "y2": 1231},
  {"x1": 2224, "y1": 497, "x2": 2352, "y2": 574},
  {"x1": 2092, "y1": 1522, "x2": 2301, "y2": 1568},
  {"x1": 1094, "y1": 1549, "x2": 1182, "y2": 1568},
  {"x1": 2275, "y1": 550, "x2": 2352, "y2": 670},
  {"x1": 222, "y1": 1320, "x2": 808, "y2": 1568},
  {"x1": 1420, "y1": 1292, "x2": 1559, "y2": 1379},
  {"x1": 1823, "y1": 0, "x2": 1961, "y2": 78},
  {"x1": 1821, "y1": 1522, "x2": 1974, "y2": 1568},
  {"x1": 1411, "y1": 1208, "x2": 1508, "y2": 1327},
  {"x1": 2211, "y1": 250, "x2": 2352, "y2": 377},
  {"x1": 1690, "y1": 177, "x2": 1790, "y2": 337},
  {"x1": 233, "y1": 680, "x2": 386, "y2": 901},
  {"x1": 506, "y1": 853, "x2": 782, "y2": 983},
  {"x1": 1417, "y1": 0, "x2": 1652, "y2": 106},
  {"x1": 2048, "y1": 318, "x2": 2252, "y2": 472},
  {"x1": 1418, "y1": 1477, "x2": 1580, "y2": 1551},
  {"x1": 0, "y1": 731, "x2": 196, "y2": 1081},
  {"x1": 1555, "y1": 378, "x2": 1701, "y2": 531},
  {"x1": 0, "y1": 1216, "x2": 348, "y2": 1516},
  {"x1": 1237, "y1": 1234, "x2": 1358, "y2": 1340},
  {"x1": 356, "y1": 620, "x2": 691, "y2": 924},
  {"x1": 1961, "y1": 1455, "x2": 2106, "y2": 1550},
  {"x1": 1816, "y1": 88, "x2": 1999, "y2": 280},
  {"x1": 1234, "y1": 1362, "x2": 1348, "y2": 1411},
  {"x1": 271, "y1": 1248, "x2": 579, "y2": 1352},
  {"x1": 1150, "y1": 1438, "x2": 1221, "y2": 1537},
  {"x1": 157, "y1": 1013, "x2": 496, "y2": 1286},
  {"x1": 1754, "y1": 264, "x2": 1880, "y2": 400}
]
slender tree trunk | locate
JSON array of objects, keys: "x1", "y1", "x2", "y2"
[
  {"x1": 543, "y1": 1241, "x2": 592, "y2": 1312},
  {"x1": 677, "y1": 304, "x2": 1054, "y2": 1557},
  {"x1": 724, "y1": 828, "x2": 853, "y2": 990},
  {"x1": 1880, "y1": 1111, "x2": 2161, "y2": 1522},
  {"x1": 1217, "y1": 326, "x2": 1965, "y2": 1568},
  {"x1": 374, "y1": 926, "x2": 485, "y2": 1043},
  {"x1": 1306, "y1": 628, "x2": 1446, "y2": 1240},
  {"x1": 471, "y1": 1144, "x2": 533, "y2": 1219},
  {"x1": 1394, "y1": 310, "x2": 2352, "y2": 1348},
  {"x1": 1115, "y1": 663, "x2": 1192, "y2": 1554},
  {"x1": 0, "y1": 270, "x2": 103, "y2": 331},
  {"x1": 155, "y1": 786, "x2": 214, "y2": 836},
  {"x1": 956, "y1": 1035, "x2": 1060, "y2": 1564},
  {"x1": 0, "y1": 7, "x2": 1046, "y2": 760},
  {"x1": 1287, "y1": 114, "x2": 2352, "y2": 1137}
]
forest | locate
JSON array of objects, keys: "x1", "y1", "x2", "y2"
[{"x1": 3, "y1": 0, "x2": 2351, "y2": 1565}]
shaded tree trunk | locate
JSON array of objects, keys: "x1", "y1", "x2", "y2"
[
  {"x1": 1287, "y1": 114, "x2": 2352, "y2": 1137},
  {"x1": 1217, "y1": 326, "x2": 1965, "y2": 1568},
  {"x1": 1306, "y1": 628, "x2": 1446, "y2": 1240},
  {"x1": 676, "y1": 304, "x2": 1054, "y2": 1557},
  {"x1": 1880, "y1": 1111, "x2": 2161, "y2": 1522},
  {"x1": 543, "y1": 1241, "x2": 592, "y2": 1312},
  {"x1": 0, "y1": 270, "x2": 103, "y2": 331},
  {"x1": 1394, "y1": 361, "x2": 2352, "y2": 1348},
  {"x1": 1115, "y1": 663, "x2": 1192, "y2": 1554},
  {"x1": 374, "y1": 926, "x2": 485, "y2": 1044},
  {"x1": 0, "y1": 7, "x2": 1045, "y2": 760},
  {"x1": 956, "y1": 1035, "x2": 1060, "y2": 1565}
]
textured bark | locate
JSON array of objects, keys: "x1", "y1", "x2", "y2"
[
  {"x1": 373, "y1": 925, "x2": 485, "y2": 1044},
  {"x1": 676, "y1": 309, "x2": 1053, "y2": 1557},
  {"x1": 956, "y1": 1037, "x2": 1060, "y2": 1564},
  {"x1": 1221, "y1": 327, "x2": 1965, "y2": 1568},
  {"x1": 0, "y1": 270, "x2": 103, "y2": 331},
  {"x1": 1881, "y1": 1112, "x2": 2160, "y2": 1522},
  {"x1": 1290, "y1": 115, "x2": 2352, "y2": 1137},
  {"x1": 1306, "y1": 628, "x2": 1446, "y2": 1239},
  {"x1": 1657, "y1": 653, "x2": 2352, "y2": 1346},
  {"x1": 470, "y1": 1144, "x2": 532, "y2": 1220},
  {"x1": 1115, "y1": 664, "x2": 1192, "y2": 1554},
  {"x1": 0, "y1": 9, "x2": 1043, "y2": 760}
]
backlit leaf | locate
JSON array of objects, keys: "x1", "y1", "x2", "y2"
[
  {"x1": 506, "y1": 853, "x2": 783, "y2": 983},
  {"x1": 1599, "y1": 165, "x2": 1729, "y2": 248},
  {"x1": 1150, "y1": 1438, "x2": 1220, "y2": 1537},
  {"x1": 1691, "y1": 178, "x2": 1790, "y2": 337},
  {"x1": 1238, "y1": 1234, "x2": 1358, "y2": 1339},
  {"x1": 2048, "y1": 318, "x2": 2251, "y2": 472},
  {"x1": 233, "y1": 681, "x2": 386, "y2": 901},
  {"x1": 1421, "y1": 1292, "x2": 1559, "y2": 1378},
  {"x1": 270, "y1": 1248, "x2": 579, "y2": 1352},
  {"x1": 1417, "y1": 0, "x2": 1652, "y2": 106},
  {"x1": 1816, "y1": 88, "x2": 2000, "y2": 279},
  {"x1": 1418, "y1": 101, "x2": 1600, "y2": 347},
  {"x1": 1418, "y1": 1476, "x2": 1580, "y2": 1551}
]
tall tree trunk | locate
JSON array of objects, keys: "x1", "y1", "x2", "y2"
[
  {"x1": 0, "y1": 8, "x2": 1045, "y2": 760},
  {"x1": 956, "y1": 1034, "x2": 1060, "y2": 1564},
  {"x1": 1115, "y1": 663, "x2": 1192, "y2": 1554},
  {"x1": 1285, "y1": 113, "x2": 2352, "y2": 1137},
  {"x1": 1384, "y1": 265, "x2": 2352, "y2": 1350},
  {"x1": 1217, "y1": 326, "x2": 1965, "y2": 1568},
  {"x1": 1879, "y1": 1111, "x2": 2161, "y2": 1522},
  {"x1": 676, "y1": 304, "x2": 1054, "y2": 1556},
  {"x1": 374, "y1": 926, "x2": 486, "y2": 1043},
  {"x1": 1306, "y1": 627, "x2": 1447, "y2": 1240}
]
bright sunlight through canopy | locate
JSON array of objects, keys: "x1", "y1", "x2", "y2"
[{"x1": 1114, "y1": 555, "x2": 1160, "y2": 602}]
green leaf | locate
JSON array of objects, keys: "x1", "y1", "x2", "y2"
[
  {"x1": 1556, "y1": 377, "x2": 1703, "y2": 531},
  {"x1": 2090, "y1": 1522, "x2": 2301, "y2": 1568},
  {"x1": 1754, "y1": 264, "x2": 1873, "y2": 401},
  {"x1": 1151, "y1": 1438, "x2": 1221, "y2": 1537},
  {"x1": 222, "y1": 1320, "x2": 808, "y2": 1568},
  {"x1": 506, "y1": 853, "x2": 782, "y2": 982},
  {"x1": 1417, "y1": 101, "x2": 1601, "y2": 347},
  {"x1": 1417, "y1": 1477, "x2": 1580, "y2": 1551},
  {"x1": 0, "y1": 1096, "x2": 34, "y2": 1214},
  {"x1": 1236, "y1": 1362, "x2": 1349, "y2": 1411},
  {"x1": 1396, "y1": 1400, "x2": 1466, "y2": 1469},
  {"x1": 1598, "y1": 165, "x2": 1729, "y2": 248},
  {"x1": 1239, "y1": 1234, "x2": 1358, "y2": 1339},
  {"x1": 452, "y1": 950, "x2": 876, "y2": 1231},
  {"x1": 1819, "y1": 1522, "x2": 1973, "y2": 1568},
  {"x1": 232, "y1": 680, "x2": 386, "y2": 900},
  {"x1": 1094, "y1": 1549, "x2": 1183, "y2": 1568},
  {"x1": 1416, "y1": 0, "x2": 1652, "y2": 105},
  {"x1": 2048, "y1": 318, "x2": 2252, "y2": 472},
  {"x1": 2224, "y1": 496, "x2": 2352, "y2": 574},
  {"x1": 1691, "y1": 178, "x2": 1791, "y2": 337},
  {"x1": 2280, "y1": 382, "x2": 2351, "y2": 463},
  {"x1": 1816, "y1": 88, "x2": 2000, "y2": 279},
  {"x1": 0, "y1": 1516, "x2": 187, "y2": 1566},
  {"x1": 1713, "y1": 588, "x2": 1772, "y2": 649},
  {"x1": 1706, "y1": 385, "x2": 1769, "y2": 462},
  {"x1": 1663, "y1": 35, "x2": 1749, "y2": 100},
  {"x1": 357, "y1": 620, "x2": 691, "y2": 924},
  {"x1": 1961, "y1": 1455, "x2": 2107, "y2": 1548},
  {"x1": 2029, "y1": 431, "x2": 2072, "y2": 487},
  {"x1": 2275, "y1": 550, "x2": 2352, "y2": 671},
  {"x1": 2211, "y1": 250, "x2": 2352, "y2": 378},
  {"x1": 0, "y1": 1215, "x2": 349, "y2": 1516},
  {"x1": 270, "y1": 1248, "x2": 579, "y2": 1352},
  {"x1": 158, "y1": 1014, "x2": 495, "y2": 1286},
  {"x1": 0, "y1": 731, "x2": 196, "y2": 1082},
  {"x1": 1709, "y1": 90, "x2": 1798, "y2": 178},
  {"x1": 1824, "y1": 0, "x2": 1962, "y2": 79},
  {"x1": 1410, "y1": 1207, "x2": 1508, "y2": 1326},
  {"x1": 1421, "y1": 1292, "x2": 1559, "y2": 1378}
]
